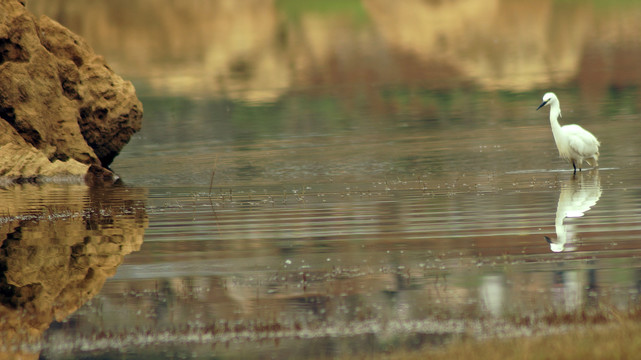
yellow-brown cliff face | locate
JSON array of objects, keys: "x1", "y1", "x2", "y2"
[{"x1": 27, "y1": 0, "x2": 641, "y2": 103}]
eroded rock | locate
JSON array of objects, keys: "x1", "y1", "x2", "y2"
[{"x1": 0, "y1": 0, "x2": 142, "y2": 182}]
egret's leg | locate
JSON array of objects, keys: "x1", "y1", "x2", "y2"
[{"x1": 572, "y1": 162, "x2": 577, "y2": 175}]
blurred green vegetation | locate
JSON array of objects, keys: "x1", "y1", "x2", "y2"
[
  {"x1": 275, "y1": 0, "x2": 370, "y2": 25},
  {"x1": 136, "y1": 82, "x2": 641, "y2": 149},
  {"x1": 556, "y1": 0, "x2": 641, "y2": 9}
]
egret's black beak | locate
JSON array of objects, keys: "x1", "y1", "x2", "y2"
[
  {"x1": 536, "y1": 100, "x2": 548, "y2": 110},
  {"x1": 544, "y1": 236, "x2": 552, "y2": 244}
]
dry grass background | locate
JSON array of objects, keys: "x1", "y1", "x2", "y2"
[{"x1": 371, "y1": 320, "x2": 641, "y2": 360}]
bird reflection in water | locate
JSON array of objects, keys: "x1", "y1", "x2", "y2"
[{"x1": 545, "y1": 171, "x2": 602, "y2": 252}]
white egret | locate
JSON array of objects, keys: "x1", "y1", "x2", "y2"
[{"x1": 537, "y1": 92, "x2": 600, "y2": 174}]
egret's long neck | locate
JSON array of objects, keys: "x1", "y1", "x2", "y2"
[
  {"x1": 555, "y1": 211, "x2": 566, "y2": 240},
  {"x1": 549, "y1": 102, "x2": 563, "y2": 140},
  {"x1": 554, "y1": 201, "x2": 567, "y2": 250}
]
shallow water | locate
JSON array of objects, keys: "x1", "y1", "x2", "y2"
[
  {"x1": 29, "y1": 104, "x2": 641, "y2": 359},
  {"x1": 4, "y1": 1, "x2": 641, "y2": 358}
]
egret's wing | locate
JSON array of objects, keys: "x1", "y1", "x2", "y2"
[
  {"x1": 567, "y1": 187, "x2": 602, "y2": 216},
  {"x1": 560, "y1": 183, "x2": 602, "y2": 222},
  {"x1": 565, "y1": 125, "x2": 600, "y2": 157}
]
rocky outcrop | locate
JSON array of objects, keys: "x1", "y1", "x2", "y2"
[{"x1": 0, "y1": 0, "x2": 142, "y2": 182}]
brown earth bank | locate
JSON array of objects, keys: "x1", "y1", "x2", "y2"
[{"x1": 0, "y1": 0, "x2": 142, "y2": 183}]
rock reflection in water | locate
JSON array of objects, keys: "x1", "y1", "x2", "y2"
[
  {"x1": 545, "y1": 171, "x2": 602, "y2": 252},
  {"x1": 0, "y1": 184, "x2": 147, "y2": 357}
]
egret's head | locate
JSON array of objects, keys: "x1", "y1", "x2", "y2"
[
  {"x1": 544, "y1": 235, "x2": 564, "y2": 252},
  {"x1": 536, "y1": 92, "x2": 557, "y2": 110}
]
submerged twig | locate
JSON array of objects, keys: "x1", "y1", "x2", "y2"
[
  {"x1": 207, "y1": 155, "x2": 221, "y2": 233},
  {"x1": 208, "y1": 155, "x2": 219, "y2": 197}
]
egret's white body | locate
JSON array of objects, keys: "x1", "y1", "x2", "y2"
[{"x1": 537, "y1": 92, "x2": 600, "y2": 174}]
